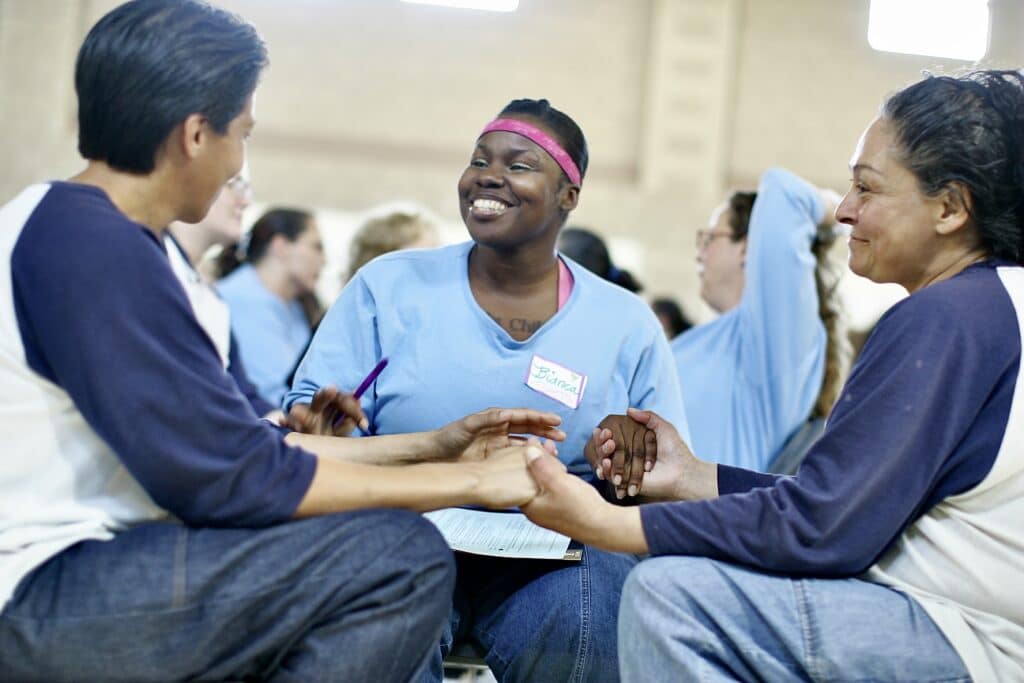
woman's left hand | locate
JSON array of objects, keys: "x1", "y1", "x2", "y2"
[{"x1": 434, "y1": 407, "x2": 565, "y2": 462}]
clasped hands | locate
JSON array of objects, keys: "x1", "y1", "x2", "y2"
[
  {"x1": 286, "y1": 388, "x2": 703, "y2": 525},
  {"x1": 519, "y1": 408, "x2": 697, "y2": 553},
  {"x1": 285, "y1": 386, "x2": 566, "y2": 509}
]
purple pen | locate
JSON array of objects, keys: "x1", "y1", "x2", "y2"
[
  {"x1": 353, "y1": 358, "x2": 388, "y2": 400},
  {"x1": 333, "y1": 358, "x2": 388, "y2": 435}
]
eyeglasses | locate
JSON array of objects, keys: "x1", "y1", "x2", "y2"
[
  {"x1": 225, "y1": 175, "x2": 252, "y2": 199},
  {"x1": 695, "y1": 229, "x2": 732, "y2": 250}
]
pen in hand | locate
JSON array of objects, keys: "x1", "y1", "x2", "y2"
[{"x1": 346, "y1": 358, "x2": 388, "y2": 435}]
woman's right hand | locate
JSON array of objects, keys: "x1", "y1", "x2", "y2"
[
  {"x1": 285, "y1": 385, "x2": 368, "y2": 437},
  {"x1": 471, "y1": 443, "x2": 544, "y2": 509},
  {"x1": 584, "y1": 414, "x2": 657, "y2": 499},
  {"x1": 433, "y1": 407, "x2": 564, "y2": 462}
]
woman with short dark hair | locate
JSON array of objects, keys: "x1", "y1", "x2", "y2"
[{"x1": 288, "y1": 98, "x2": 688, "y2": 682}]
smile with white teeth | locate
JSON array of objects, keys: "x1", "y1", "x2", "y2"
[{"x1": 471, "y1": 198, "x2": 510, "y2": 216}]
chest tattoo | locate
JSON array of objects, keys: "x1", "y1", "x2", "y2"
[{"x1": 489, "y1": 314, "x2": 545, "y2": 334}]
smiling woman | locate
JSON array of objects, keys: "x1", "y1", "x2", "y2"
[
  {"x1": 285, "y1": 98, "x2": 689, "y2": 683},
  {"x1": 839, "y1": 106, "x2": 998, "y2": 293},
  {"x1": 518, "y1": 70, "x2": 1024, "y2": 683}
]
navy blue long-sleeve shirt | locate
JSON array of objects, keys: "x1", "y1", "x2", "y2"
[
  {"x1": 8, "y1": 182, "x2": 315, "y2": 528},
  {"x1": 642, "y1": 260, "x2": 1015, "y2": 576}
]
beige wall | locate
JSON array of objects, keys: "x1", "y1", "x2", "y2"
[
  {"x1": 729, "y1": 0, "x2": 1024, "y2": 190},
  {"x1": 2, "y1": 0, "x2": 1022, "y2": 323}
]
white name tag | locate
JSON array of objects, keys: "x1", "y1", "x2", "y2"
[{"x1": 525, "y1": 354, "x2": 588, "y2": 409}]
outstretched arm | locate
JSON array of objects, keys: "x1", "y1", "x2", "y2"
[
  {"x1": 295, "y1": 442, "x2": 545, "y2": 515},
  {"x1": 286, "y1": 407, "x2": 564, "y2": 465}
]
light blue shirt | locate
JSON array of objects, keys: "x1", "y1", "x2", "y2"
[
  {"x1": 217, "y1": 264, "x2": 311, "y2": 407},
  {"x1": 287, "y1": 242, "x2": 689, "y2": 477},
  {"x1": 672, "y1": 168, "x2": 826, "y2": 471}
]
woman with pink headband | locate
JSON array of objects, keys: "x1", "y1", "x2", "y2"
[{"x1": 286, "y1": 98, "x2": 688, "y2": 681}]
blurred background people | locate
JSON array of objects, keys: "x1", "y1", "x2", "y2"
[
  {"x1": 4, "y1": 0, "x2": 1020, "y2": 375},
  {"x1": 672, "y1": 171, "x2": 849, "y2": 471},
  {"x1": 558, "y1": 226, "x2": 643, "y2": 293},
  {"x1": 650, "y1": 297, "x2": 692, "y2": 339},
  {"x1": 217, "y1": 207, "x2": 325, "y2": 406},
  {"x1": 346, "y1": 206, "x2": 441, "y2": 282}
]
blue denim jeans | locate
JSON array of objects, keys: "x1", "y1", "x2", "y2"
[
  {"x1": 0, "y1": 510, "x2": 455, "y2": 682},
  {"x1": 422, "y1": 546, "x2": 637, "y2": 683},
  {"x1": 618, "y1": 557, "x2": 971, "y2": 682}
]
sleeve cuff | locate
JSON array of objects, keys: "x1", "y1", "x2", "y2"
[{"x1": 717, "y1": 464, "x2": 780, "y2": 495}]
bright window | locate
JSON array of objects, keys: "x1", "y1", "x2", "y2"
[
  {"x1": 868, "y1": 0, "x2": 990, "y2": 61},
  {"x1": 400, "y1": 0, "x2": 519, "y2": 11}
]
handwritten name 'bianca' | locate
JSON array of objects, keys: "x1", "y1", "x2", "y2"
[{"x1": 530, "y1": 366, "x2": 580, "y2": 395}]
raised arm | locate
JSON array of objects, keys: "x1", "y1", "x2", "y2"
[{"x1": 737, "y1": 169, "x2": 833, "y2": 442}]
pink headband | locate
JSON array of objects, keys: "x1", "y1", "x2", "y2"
[{"x1": 480, "y1": 118, "x2": 582, "y2": 186}]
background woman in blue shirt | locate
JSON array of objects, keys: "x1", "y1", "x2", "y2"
[
  {"x1": 218, "y1": 207, "x2": 325, "y2": 406},
  {"x1": 670, "y1": 169, "x2": 848, "y2": 471}
]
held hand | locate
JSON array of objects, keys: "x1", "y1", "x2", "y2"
[
  {"x1": 435, "y1": 407, "x2": 565, "y2": 462},
  {"x1": 285, "y1": 386, "x2": 369, "y2": 437},
  {"x1": 472, "y1": 444, "x2": 542, "y2": 509},
  {"x1": 520, "y1": 449, "x2": 607, "y2": 539},
  {"x1": 626, "y1": 408, "x2": 716, "y2": 501},
  {"x1": 583, "y1": 414, "x2": 657, "y2": 499},
  {"x1": 521, "y1": 449, "x2": 647, "y2": 553}
]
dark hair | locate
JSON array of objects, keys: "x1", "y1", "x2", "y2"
[
  {"x1": 76, "y1": 0, "x2": 268, "y2": 173},
  {"x1": 882, "y1": 70, "x2": 1024, "y2": 264},
  {"x1": 243, "y1": 208, "x2": 315, "y2": 264},
  {"x1": 726, "y1": 190, "x2": 848, "y2": 418},
  {"x1": 651, "y1": 297, "x2": 692, "y2": 338},
  {"x1": 725, "y1": 192, "x2": 757, "y2": 243},
  {"x1": 219, "y1": 208, "x2": 321, "y2": 326},
  {"x1": 498, "y1": 98, "x2": 589, "y2": 183},
  {"x1": 558, "y1": 227, "x2": 643, "y2": 293}
]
